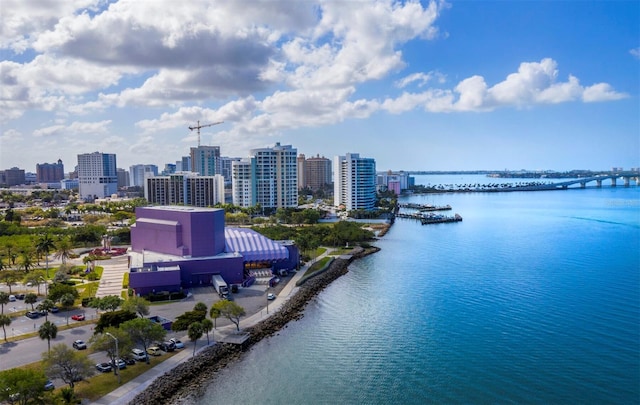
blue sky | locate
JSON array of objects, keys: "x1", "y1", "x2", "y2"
[{"x1": 1, "y1": 0, "x2": 638, "y2": 173}]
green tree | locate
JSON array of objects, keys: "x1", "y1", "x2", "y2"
[
  {"x1": 193, "y1": 302, "x2": 208, "y2": 313},
  {"x1": 23, "y1": 271, "x2": 46, "y2": 296},
  {"x1": 24, "y1": 292, "x2": 38, "y2": 310},
  {"x1": 53, "y1": 237, "x2": 73, "y2": 264},
  {"x1": 39, "y1": 320, "x2": 58, "y2": 353},
  {"x1": 201, "y1": 318, "x2": 213, "y2": 345},
  {"x1": 47, "y1": 283, "x2": 79, "y2": 302},
  {"x1": 121, "y1": 296, "x2": 150, "y2": 318},
  {"x1": 211, "y1": 300, "x2": 246, "y2": 331},
  {"x1": 95, "y1": 310, "x2": 137, "y2": 334},
  {"x1": 37, "y1": 299, "x2": 56, "y2": 322},
  {"x1": 119, "y1": 318, "x2": 166, "y2": 364},
  {"x1": 20, "y1": 250, "x2": 34, "y2": 272},
  {"x1": 36, "y1": 234, "x2": 56, "y2": 278},
  {"x1": 0, "y1": 314, "x2": 11, "y2": 342},
  {"x1": 43, "y1": 343, "x2": 94, "y2": 390},
  {"x1": 210, "y1": 306, "x2": 221, "y2": 330},
  {"x1": 188, "y1": 322, "x2": 203, "y2": 356},
  {"x1": 92, "y1": 295, "x2": 123, "y2": 312},
  {"x1": 0, "y1": 368, "x2": 48, "y2": 405},
  {"x1": 0, "y1": 291, "x2": 9, "y2": 314},
  {"x1": 59, "y1": 293, "x2": 76, "y2": 325},
  {"x1": 171, "y1": 309, "x2": 206, "y2": 332},
  {"x1": 0, "y1": 271, "x2": 20, "y2": 294},
  {"x1": 89, "y1": 328, "x2": 132, "y2": 377}
]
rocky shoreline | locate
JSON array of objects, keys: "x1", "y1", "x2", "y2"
[{"x1": 131, "y1": 246, "x2": 380, "y2": 405}]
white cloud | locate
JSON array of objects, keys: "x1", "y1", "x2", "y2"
[
  {"x1": 630, "y1": 47, "x2": 640, "y2": 59},
  {"x1": 582, "y1": 83, "x2": 628, "y2": 102},
  {"x1": 395, "y1": 71, "x2": 446, "y2": 88},
  {"x1": 33, "y1": 120, "x2": 111, "y2": 137}
]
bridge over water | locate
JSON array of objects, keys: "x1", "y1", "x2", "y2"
[
  {"x1": 418, "y1": 172, "x2": 639, "y2": 193},
  {"x1": 521, "y1": 173, "x2": 639, "y2": 191}
]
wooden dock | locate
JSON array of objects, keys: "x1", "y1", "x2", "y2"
[
  {"x1": 395, "y1": 211, "x2": 462, "y2": 225},
  {"x1": 397, "y1": 203, "x2": 452, "y2": 211}
]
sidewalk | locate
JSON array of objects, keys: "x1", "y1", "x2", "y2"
[{"x1": 91, "y1": 250, "x2": 332, "y2": 405}]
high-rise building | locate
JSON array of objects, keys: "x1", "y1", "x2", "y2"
[
  {"x1": 117, "y1": 168, "x2": 130, "y2": 188},
  {"x1": 377, "y1": 170, "x2": 413, "y2": 195},
  {"x1": 305, "y1": 154, "x2": 332, "y2": 191},
  {"x1": 129, "y1": 164, "x2": 158, "y2": 188},
  {"x1": 190, "y1": 146, "x2": 221, "y2": 176},
  {"x1": 251, "y1": 142, "x2": 298, "y2": 209},
  {"x1": 145, "y1": 172, "x2": 225, "y2": 207},
  {"x1": 231, "y1": 143, "x2": 298, "y2": 209},
  {"x1": 297, "y1": 154, "x2": 306, "y2": 190},
  {"x1": 231, "y1": 159, "x2": 255, "y2": 207},
  {"x1": 0, "y1": 167, "x2": 26, "y2": 186},
  {"x1": 220, "y1": 156, "x2": 241, "y2": 185},
  {"x1": 334, "y1": 153, "x2": 376, "y2": 211},
  {"x1": 77, "y1": 152, "x2": 118, "y2": 200},
  {"x1": 36, "y1": 159, "x2": 64, "y2": 183}
]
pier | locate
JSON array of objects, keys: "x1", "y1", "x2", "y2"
[
  {"x1": 398, "y1": 203, "x2": 452, "y2": 211},
  {"x1": 395, "y1": 211, "x2": 462, "y2": 225}
]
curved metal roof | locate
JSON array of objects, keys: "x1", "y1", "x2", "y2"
[{"x1": 224, "y1": 227, "x2": 289, "y2": 262}]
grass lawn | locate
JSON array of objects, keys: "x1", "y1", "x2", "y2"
[
  {"x1": 305, "y1": 256, "x2": 332, "y2": 276},
  {"x1": 74, "y1": 352, "x2": 179, "y2": 401}
]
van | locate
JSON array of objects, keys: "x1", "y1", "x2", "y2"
[
  {"x1": 146, "y1": 346, "x2": 162, "y2": 356},
  {"x1": 131, "y1": 348, "x2": 146, "y2": 361}
]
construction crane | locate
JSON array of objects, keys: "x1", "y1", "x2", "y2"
[{"x1": 188, "y1": 120, "x2": 224, "y2": 147}]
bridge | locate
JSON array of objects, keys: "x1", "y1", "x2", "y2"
[
  {"x1": 531, "y1": 173, "x2": 640, "y2": 190},
  {"x1": 413, "y1": 172, "x2": 640, "y2": 193}
]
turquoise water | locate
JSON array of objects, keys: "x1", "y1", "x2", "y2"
[{"x1": 197, "y1": 176, "x2": 640, "y2": 404}]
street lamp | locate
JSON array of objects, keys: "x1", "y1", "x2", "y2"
[{"x1": 105, "y1": 332, "x2": 121, "y2": 385}]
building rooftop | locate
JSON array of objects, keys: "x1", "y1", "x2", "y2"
[{"x1": 140, "y1": 205, "x2": 223, "y2": 213}]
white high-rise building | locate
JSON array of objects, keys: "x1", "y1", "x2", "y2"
[
  {"x1": 77, "y1": 152, "x2": 118, "y2": 200},
  {"x1": 231, "y1": 159, "x2": 255, "y2": 207},
  {"x1": 334, "y1": 153, "x2": 376, "y2": 211},
  {"x1": 231, "y1": 143, "x2": 298, "y2": 209}
]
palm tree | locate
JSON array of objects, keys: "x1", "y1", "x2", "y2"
[
  {"x1": 36, "y1": 235, "x2": 56, "y2": 278},
  {"x1": 24, "y1": 293, "x2": 38, "y2": 310},
  {"x1": 20, "y1": 251, "x2": 34, "y2": 272},
  {"x1": 201, "y1": 318, "x2": 213, "y2": 345},
  {"x1": 0, "y1": 314, "x2": 11, "y2": 342},
  {"x1": 39, "y1": 321, "x2": 58, "y2": 353},
  {"x1": 53, "y1": 238, "x2": 73, "y2": 265},
  {"x1": 188, "y1": 322, "x2": 203, "y2": 356},
  {"x1": 0, "y1": 292, "x2": 9, "y2": 314}
]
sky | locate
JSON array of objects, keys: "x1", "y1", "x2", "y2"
[{"x1": 1, "y1": 0, "x2": 638, "y2": 173}]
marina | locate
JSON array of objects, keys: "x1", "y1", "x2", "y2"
[
  {"x1": 397, "y1": 203, "x2": 452, "y2": 211},
  {"x1": 395, "y1": 210, "x2": 463, "y2": 225}
]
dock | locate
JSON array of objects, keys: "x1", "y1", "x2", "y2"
[
  {"x1": 395, "y1": 211, "x2": 462, "y2": 225},
  {"x1": 397, "y1": 203, "x2": 452, "y2": 211}
]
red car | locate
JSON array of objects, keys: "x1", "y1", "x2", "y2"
[{"x1": 71, "y1": 314, "x2": 85, "y2": 321}]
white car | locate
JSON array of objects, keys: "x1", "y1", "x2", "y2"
[
  {"x1": 169, "y1": 338, "x2": 185, "y2": 349},
  {"x1": 8, "y1": 295, "x2": 16, "y2": 302},
  {"x1": 131, "y1": 348, "x2": 146, "y2": 361},
  {"x1": 267, "y1": 293, "x2": 276, "y2": 300}
]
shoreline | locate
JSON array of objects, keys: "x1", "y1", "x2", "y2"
[{"x1": 131, "y1": 245, "x2": 380, "y2": 405}]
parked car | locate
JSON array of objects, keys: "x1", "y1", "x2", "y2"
[
  {"x1": 120, "y1": 355, "x2": 136, "y2": 365},
  {"x1": 14, "y1": 293, "x2": 25, "y2": 300},
  {"x1": 158, "y1": 341, "x2": 175, "y2": 352},
  {"x1": 110, "y1": 359, "x2": 127, "y2": 370},
  {"x1": 25, "y1": 311, "x2": 40, "y2": 319},
  {"x1": 72, "y1": 340, "x2": 87, "y2": 350},
  {"x1": 96, "y1": 362, "x2": 112, "y2": 373},
  {"x1": 267, "y1": 293, "x2": 276, "y2": 300},
  {"x1": 8, "y1": 295, "x2": 16, "y2": 302},
  {"x1": 44, "y1": 380, "x2": 55, "y2": 391},
  {"x1": 50, "y1": 306, "x2": 59, "y2": 313},
  {"x1": 169, "y1": 338, "x2": 185, "y2": 349},
  {"x1": 146, "y1": 346, "x2": 162, "y2": 356},
  {"x1": 131, "y1": 348, "x2": 147, "y2": 361},
  {"x1": 71, "y1": 314, "x2": 85, "y2": 321}
]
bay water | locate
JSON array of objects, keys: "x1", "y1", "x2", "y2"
[{"x1": 197, "y1": 175, "x2": 640, "y2": 404}]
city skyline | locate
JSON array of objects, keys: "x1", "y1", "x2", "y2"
[{"x1": 1, "y1": 1, "x2": 638, "y2": 172}]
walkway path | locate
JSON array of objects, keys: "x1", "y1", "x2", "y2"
[
  {"x1": 95, "y1": 255, "x2": 129, "y2": 298},
  {"x1": 91, "y1": 249, "x2": 333, "y2": 405}
]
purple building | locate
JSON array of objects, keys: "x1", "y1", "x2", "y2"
[{"x1": 128, "y1": 206, "x2": 299, "y2": 296}]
